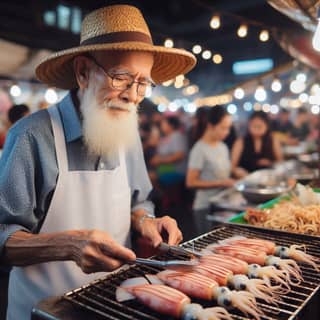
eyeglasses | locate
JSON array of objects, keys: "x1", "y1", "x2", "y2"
[{"x1": 88, "y1": 56, "x2": 156, "y2": 97}]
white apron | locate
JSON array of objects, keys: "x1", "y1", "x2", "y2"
[{"x1": 7, "y1": 105, "x2": 131, "y2": 320}]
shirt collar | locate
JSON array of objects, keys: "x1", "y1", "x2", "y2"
[{"x1": 57, "y1": 91, "x2": 82, "y2": 143}]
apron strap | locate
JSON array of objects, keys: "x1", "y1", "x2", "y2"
[{"x1": 47, "y1": 105, "x2": 68, "y2": 173}]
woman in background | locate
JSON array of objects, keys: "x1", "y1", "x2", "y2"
[
  {"x1": 231, "y1": 111, "x2": 283, "y2": 178},
  {"x1": 186, "y1": 106, "x2": 235, "y2": 235}
]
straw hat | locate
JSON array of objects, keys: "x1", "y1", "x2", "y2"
[{"x1": 35, "y1": 4, "x2": 197, "y2": 90}]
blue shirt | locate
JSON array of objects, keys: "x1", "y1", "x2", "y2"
[{"x1": 0, "y1": 92, "x2": 154, "y2": 256}]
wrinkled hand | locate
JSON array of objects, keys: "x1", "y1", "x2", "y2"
[
  {"x1": 139, "y1": 216, "x2": 183, "y2": 248},
  {"x1": 71, "y1": 230, "x2": 136, "y2": 274}
]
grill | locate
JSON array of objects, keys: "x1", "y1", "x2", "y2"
[{"x1": 32, "y1": 224, "x2": 320, "y2": 320}]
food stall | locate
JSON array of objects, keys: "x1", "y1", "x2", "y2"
[{"x1": 31, "y1": 223, "x2": 320, "y2": 320}]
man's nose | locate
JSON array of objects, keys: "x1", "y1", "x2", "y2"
[{"x1": 119, "y1": 83, "x2": 139, "y2": 104}]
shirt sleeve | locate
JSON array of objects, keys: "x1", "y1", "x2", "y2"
[
  {"x1": 0, "y1": 126, "x2": 40, "y2": 255},
  {"x1": 188, "y1": 143, "x2": 204, "y2": 170},
  {"x1": 170, "y1": 132, "x2": 187, "y2": 154},
  {"x1": 127, "y1": 134, "x2": 155, "y2": 216}
]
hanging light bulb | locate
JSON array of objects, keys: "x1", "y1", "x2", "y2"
[
  {"x1": 192, "y1": 45, "x2": 202, "y2": 54},
  {"x1": 237, "y1": 24, "x2": 248, "y2": 38},
  {"x1": 45, "y1": 88, "x2": 58, "y2": 104},
  {"x1": 164, "y1": 38, "x2": 174, "y2": 48},
  {"x1": 10, "y1": 84, "x2": 22, "y2": 97},
  {"x1": 254, "y1": 85, "x2": 267, "y2": 102},
  {"x1": 312, "y1": 7, "x2": 320, "y2": 51},
  {"x1": 259, "y1": 30, "x2": 269, "y2": 42},
  {"x1": 210, "y1": 15, "x2": 220, "y2": 29},
  {"x1": 271, "y1": 78, "x2": 282, "y2": 92},
  {"x1": 202, "y1": 50, "x2": 212, "y2": 60},
  {"x1": 212, "y1": 54, "x2": 223, "y2": 64},
  {"x1": 234, "y1": 87, "x2": 245, "y2": 99}
]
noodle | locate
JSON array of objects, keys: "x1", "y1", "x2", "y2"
[{"x1": 244, "y1": 200, "x2": 320, "y2": 236}]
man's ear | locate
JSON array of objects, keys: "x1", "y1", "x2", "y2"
[{"x1": 73, "y1": 56, "x2": 90, "y2": 89}]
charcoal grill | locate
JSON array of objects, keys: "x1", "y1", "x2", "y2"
[{"x1": 32, "y1": 223, "x2": 320, "y2": 320}]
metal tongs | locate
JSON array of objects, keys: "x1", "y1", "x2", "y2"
[
  {"x1": 158, "y1": 242, "x2": 204, "y2": 258},
  {"x1": 133, "y1": 257, "x2": 199, "y2": 271}
]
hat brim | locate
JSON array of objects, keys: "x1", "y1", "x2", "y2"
[{"x1": 35, "y1": 42, "x2": 197, "y2": 90}]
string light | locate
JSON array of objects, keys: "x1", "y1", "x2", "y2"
[
  {"x1": 192, "y1": 45, "x2": 202, "y2": 54},
  {"x1": 157, "y1": 104, "x2": 166, "y2": 112},
  {"x1": 234, "y1": 87, "x2": 245, "y2": 99},
  {"x1": 237, "y1": 24, "x2": 248, "y2": 38},
  {"x1": 212, "y1": 54, "x2": 223, "y2": 64},
  {"x1": 296, "y1": 72, "x2": 307, "y2": 82},
  {"x1": 243, "y1": 102, "x2": 253, "y2": 111},
  {"x1": 183, "y1": 85, "x2": 199, "y2": 96},
  {"x1": 210, "y1": 15, "x2": 220, "y2": 29},
  {"x1": 162, "y1": 79, "x2": 174, "y2": 87},
  {"x1": 202, "y1": 50, "x2": 212, "y2": 60},
  {"x1": 259, "y1": 30, "x2": 269, "y2": 42},
  {"x1": 164, "y1": 38, "x2": 174, "y2": 48},
  {"x1": 290, "y1": 79, "x2": 306, "y2": 94},
  {"x1": 174, "y1": 74, "x2": 184, "y2": 89},
  {"x1": 270, "y1": 104, "x2": 279, "y2": 114},
  {"x1": 271, "y1": 78, "x2": 282, "y2": 92},
  {"x1": 10, "y1": 84, "x2": 22, "y2": 97},
  {"x1": 227, "y1": 103, "x2": 237, "y2": 114},
  {"x1": 299, "y1": 93, "x2": 309, "y2": 103},
  {"x1": 254, "y1": 85, "x2": 267, "y2": 102},
  {"x1": 45, "y1": 88, "x2": 58, "y2": 104}
]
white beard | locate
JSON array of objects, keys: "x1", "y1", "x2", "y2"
[{"x1": 79, "y1": 87, "x2": 138, "y2": 158}]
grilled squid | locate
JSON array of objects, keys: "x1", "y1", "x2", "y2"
[
  {"x1": 116, "y1": 276, "x2": 232, "y2": 320},
  {"x1": 200, "y1": 253, "x2": 291, "y2": 290},
  {"x1": 149, "y1": 271, "x2": 263, "y2": 320},
  {"x1": 194, "y1": 262, "x2": 278, "y2": 303},
  {"x1": 206, "y1": 243, "x2": 303, "y2": 284},
  {"x1": 219, "y1": 236, "x2": 320, "y2": 271}
]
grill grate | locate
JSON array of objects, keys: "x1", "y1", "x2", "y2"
[{"x1": 62, "y1": 224, "x2": 320, "y2": 320}]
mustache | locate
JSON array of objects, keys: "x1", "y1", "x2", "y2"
[{"x1": 103, "y1": 100, "x2": 137, "y2": 112}]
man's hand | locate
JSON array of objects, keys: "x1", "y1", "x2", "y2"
[
  {"x1": 2, "y1": 230, "x2": 136, "y2": 274},
  {"x1": 71, "y1": 230, "x2": 136, "y2": 273},
  {"x1": 136, "y1": 215, "x2": 183, "y2": 248}
]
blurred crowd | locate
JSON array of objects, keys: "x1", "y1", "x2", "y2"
[
  {"x1": 0, "y1": 102, "x2": 318, "y2": 234},
  {"x1": 139, "y1": 106, "x2": 318, "y2": 233}
]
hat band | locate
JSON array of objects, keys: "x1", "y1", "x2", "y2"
[{"x1": 80, "y1": 31, "x2": 153, "y2": 46}]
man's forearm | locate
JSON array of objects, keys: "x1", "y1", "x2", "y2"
[{"x1": 1, "y1": 230, "x2": 84, "y2": 266}]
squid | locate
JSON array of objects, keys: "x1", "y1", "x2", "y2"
[
  {"x1": 194, "y1": 261, "x2": 279, "y2": 303},
  {"x1": 219, "y1": 236, "x2": 320, "y2": 271},
  {"x1": 200, "y1": 253, "x2": 292, "y2": 291},
  {"x1": 116, "y1": 276, "x2": 232, "y2": 320},
  {"x1": 148, "y1": 270, "x2": 263, "y2": 320},
  {"x1": 206, "y1": 243, "x2": 303, "y2": 285}
]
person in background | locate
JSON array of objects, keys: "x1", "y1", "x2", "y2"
[
  {"x1": 186, "y1": 106, "x2": 235, "y2": 235},
  {"x1": 272, "y1": 108, "x2": 293, "y2": 133},
  {"x1": 223, "y1": 123, "x2": 237, "y2": 150},
  {"x1": 8, "y1": 104, "x2": 30, "y2": 126},
  {"x1": 150, "y1": 115, "x2": 188, "y2": 186},
  {"x1": 0, "y1": 5, "x2": 196, "y2": 319},
  {"x1": 150, "y1": 115, "x2": 188, "y2": 210},
  {"x1": 231, "y1": 111, "x2": 283, "y2": 178},
  {"x1": 289, "y1": 108, "x2": 310, "y2": 142},
  {"x1": 271, "y1": 108, "x2": 297, "y2": 146},
  {"x1": 188, "y1": 106, "x2": 209, "y2": 149}
]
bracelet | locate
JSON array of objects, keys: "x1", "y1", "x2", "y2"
[{"x1": 138, "y1": 214, "x2": 155, "y2": 227}]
